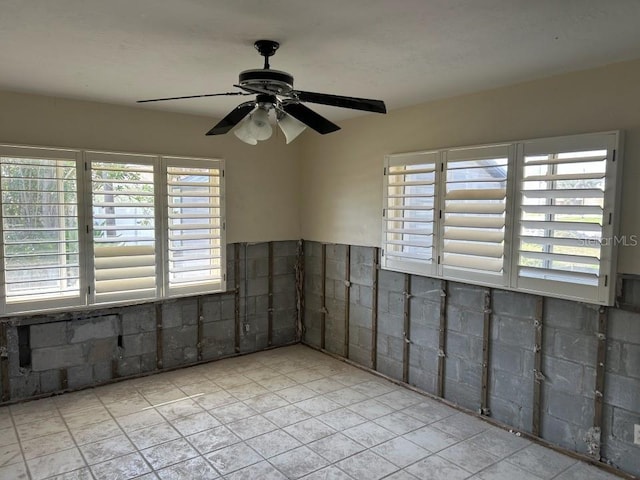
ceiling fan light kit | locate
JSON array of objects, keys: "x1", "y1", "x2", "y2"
[{"x1": 137, "y1": 40, "x2": 386, "y2": 144}]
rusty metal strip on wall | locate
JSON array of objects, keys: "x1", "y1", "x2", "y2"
[
  {"x1": 344, "y1": 245, "x2": 351, "y2": 358},
  {"x1": 268, "y1": 242, "x2": 274, "y2": 347},
  {"x1": 403, "y1": 274, "x2": 412, "y2": 384},
  {"x1": 371, "y1": 247, "x2": 380, "y2": 371},
  {"x1": 437, "y1": 280, "x2": 448, "y2": 398},
  {"x1": 480, "y1": 288, "x2": 492, "y2": 416},
  {"x1": 594, "y1": 307, "x2": 609, "y2": 433},
  {"x1": 155, "y1": 303, "x2": 163, "y2": 369},
  {"x1": 234, "y1": 243, "x2": 241, "y2": 354},
  {"x1": 320, "y1": 243, "x2": 327, "y2": 350},
  {"x1": 532, "y1": 295, "x2": 545, "y2": 436},
  {"x1": 197, "y1": 297, "x2": 204, "y2": 361},
  {"x1": 295, "y1": 240, "x2": 305, "y2": 342},
  {"x1": 0, "y1": 323, "x2": 10, "y2": 402}
]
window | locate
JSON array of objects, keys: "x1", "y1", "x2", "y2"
[
  {"x1": 382, "y1": 131, "x2": 622, "y2": 305},
  {"x1": 382, "y1": 151, "x2": 439, "y2": 276},
  {"x1": 441, "y1": 145, "x2": 512, "y2": 286},
  {"x1": 513, "y1": 133, "x2": 619, "y2": 305},
  {"x1": 0, "y1": 145, "x2": 225, "y2": 315}
]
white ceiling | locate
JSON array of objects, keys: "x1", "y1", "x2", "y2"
[{"x1": 1, "y1": 0, "x2": 640, "y2": 122}]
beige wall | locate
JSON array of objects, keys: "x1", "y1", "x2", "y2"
[
  {"x1": 0, "y1": 90, "x2": 301, "y2": 243},
  {"x1": 300, "y1": 58, "x2": 640, "y2": 274}
]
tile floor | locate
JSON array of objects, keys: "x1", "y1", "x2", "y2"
[{"x1": 0, "y1": 345, "x2": 623, "y2": 480}]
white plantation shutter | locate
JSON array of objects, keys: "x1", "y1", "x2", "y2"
[
  {"x1": 0, "y1": 146, "x2": 84, "y2": 312},
  {"x1": 87, "y1": 152, "x2": 159, "y2": 303},
  {"x1": 513, "y1": 132, "x2": 621, "y2": 304},
  {"x1": 382, "y1": 151, "x2": 439, "y2": 276},
  {"x1": 441, "y1": 145, "x2": 512, "y2": 286},
  {"x1": 165, "y1": 158, "x2": 225, "y2": 295}
]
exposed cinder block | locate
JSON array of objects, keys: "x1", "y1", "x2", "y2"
[
  {"x1": 492, "y1": 290, "x2": 538, "y2": 319},
  {"x1": 117, "y1": 357, "x2": 141, "y2": 377},
  {"x1": 69, "y1": 315, "x2": 119, "y2": 343},
  {"x1": 86, "y1": 338, "x2": 118, "y2": 363},
  {"x1": 273, "y1": 240, "x2": 298, "y2": 257},
  {"x1": 163, "y1": 326, "x2": 197, "y2": 351},
  {"x1": 350, "y1": 304, "x2": 372, "y2": 328},
  {"x1": 552, "y1": 330, "x2": 597, "y2": 365},
  {"x1": 93, "y1": 361, "x2": 113, "y2": 384},
  {"x1": 67, "y1": 364, "x2": 93, "y2": 389},
  {"x1": 32, "y1": 344, "x2": 84, "y2": 371},
  {"x1": 492, "y1": 369, "x2": 532, "y2": 408},
  {"x1": 544, "y1": 298, "x2": 597, "y2": 332},
  {"x1": 620, "y1": 277, "x2": 640, "y2": 307},
  {"x1": 122, "y1": 306, "x2": 156, "y2": 335},
  {"x1": 326, "y1": 258, "x2": 346, "y2": 281},
  {"x1": 379, "y1": 270, "x2": 405, "y2": 293},
  {"x1": 409, "y1": 365, "x2": 437, "y2": 395},
  {"x1": 445, "y1": 380, "x2": 479, "y2": 411},
  {"x1": 273, "y1": 255, "x2": 296, "y2": 276},
  {"x1": 247, "y1": 242, "x2": 269, "y2": 259},
  {"x1": 622, "y1": 344, "x2": 640, "y2": 379},
  {"x1": 447, "y1": 282, "x2": 485, "y2": 310},
  {"x1": 10, "y1": 373, "x2": 39, "y2": 399},
  {"x1": 122, "y1": 332, "x2": 156, "y2": 358},
  {"x1": 410, "y1": 276, "x2": 442, "y2": 301},
  {"x1": 489, "y1": 343, "x2": 523, "y2": 375},
  {"x1": 542, "y1": 355, "x2": 584, "y2": 394},
  {"x1": 540, "y1": 412, "x2": 591, "y2": 455},
  {"x1": 604, "y1": 373, "x2": 640, "y2": 412},
  {"x1": 601, "y1": 436, "x2": 640, "y2": 476},
  {"x1": 202, "y1": 298, "x2": 221, "y2": 322},
  {"x1": 609, "y1": 308, "x2": 640, "y2": 344},
  {"x1": 495, "y1": 315, "x2": 534, "y2": 348},
  {"x1": 39, "y1": 369, "x2": 62, "y2": 393},
  {"x1": 350, "y1": 262, "x2": 373, "y2": 286},
  {"x1": 377, "y1": 353, "x2": 403, "y2": 381},
  {"x1": 446, "y1": 305, "x2": 484, "y2": 338},
  {"x1": 545, "y1": 389, "x2": 593, "y2": 429},
  {"x1": 351, "y1": 246, "x2": 374, "y2": 267},
  {"x1": 610, "y1": 406, "x2": 640, "y2": 444},
  {"x1": 221, "y1": 296, "x2": 236, "y2": 320},
  {"x1": 490, "y1": 394, "x2": 532, "y2": 433},
  {"x1": 30, "y1": 322, "x2": 67, "y2": 348}
]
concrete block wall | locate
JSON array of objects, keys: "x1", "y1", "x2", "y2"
[
  {"x1": 302, "y1": 240, "x2": 640, "y2": 478},
  {"x1": 0, "y1": 241, "x2": 299, "y2": 404}
]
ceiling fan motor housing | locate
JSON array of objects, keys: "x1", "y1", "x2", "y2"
[{"x1": 238, "y1": 69, "x2": 294, "y2": 96}]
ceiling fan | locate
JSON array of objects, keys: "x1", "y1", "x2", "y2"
[{"x1": 137, "y1": 40, "x2": 387, "y2": 144}]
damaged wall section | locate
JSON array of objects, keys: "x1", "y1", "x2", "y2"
[
  {"x1": 302, "y1": 240, "x2": 640, "y2": 478},
  {"x1": 1, "y1": 241, "x2": 299, "y2": 404}
]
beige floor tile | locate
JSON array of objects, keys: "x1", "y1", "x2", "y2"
[
  {"x1": 0, "y1": 427, "x2": 18, "y2": 447},
  {"x1": 128, "y1": 422, "x2": 180, "y2": 450},
  {"x1": 307, "y1": 433, "x2": 366, "y2": 463},
  {"x1": 324, "y1": 387, "x2": 368, "y2": 406},
  {"x1": 270, "y1": 445, "x2": 329, "y2": 478},
  {"x1": 226, "y1": 382, "x2": 271, "y2": 401},
  {"x1": 350, "y1": 380, "x2": 397, "y2": 398},
  {"x1": 384, "y1": 471, "x2": 420, "y2": 480},
  {"x1": 284, "y1": 418, "x2": 337, "y2": 443},
  {"x1": 277, "y1": 385, "x2": 318, "y2": 403},
  {"x1": 438, "y1": 440, "x2": 499, "y2": 473},
  {"x1": 116, "y1": 408, "x2": 166, "y2": 433},
  {"x1": 79, "y1": 433, "x2": 136, "y2": 465},
  {"x1": 553, "y1": 462, "x2": 623, "y2": 480},
  {"x1": 430, "y1": 413, "x2": 489, "y2": 440},
  {"x1": 505, "y1": 443, "x2": 577, "y2": 479},
  {"x1": 205, "y1": 442, "x2": 263, "y2": 475},
  {"x1": 26, "y1": 447, "x2": 86, "y2": 480},
  {"x1": 71, "y1": 419, "x2": 124, "y2": 445},
  {"x1": 475, "y1": 459, "x2": 546, "y2": 480},
  {"x1": 242, "y1": 392, "x2": 289, "y2": 412},
  {"x1": 90, "y1": 452, "x2": 152, "y2": 480},
  {"x1": 257, "y1": 374, "x2": 299, "y2": 391},
  {"x1": 465, "y1": 428, "x2": 530, "y2": 458},
  {"x1": 0, "y1": 461, "x2": 29, "y2": 480},
  {"x1": 403, "y1": 425, "x2": 459, "y2": 453},
  {"x1": 342, "y1": 421, "x2": 396, "y2": 448},
  {"x1": 141, "y1": 437, "x2": 199, "y2": 470},
  {"x1": 47, "y1": 466, "x2": 95, "y2": 479},
  {"x1": 21, "y1": 430, "x2": 75, "y2": 460},
  {"x1": 209, "y1": 401, "x2": 257, "y2": 423},
  {"x1": 213, "y1": 373, "x2": 253, "y2": 390},
  {"x1": 373, "y1": 437, "x2": 431, "y2": 468},
  {"x1": 295, "y1": 396, "x2": 341, "y2": 416},
  {"x1": 194, "y1": 390, "x2": 237, "y2": 410},
  {"x1": 227, "y1": 414, "x2": 278, "y2": 440},
  {"x1": 373, "y1": 411, "x2": 426, "y2": 435},
  {"x1": 155, "y1": 398, "x2": 204, "y2": 420},
  {"x1": 0, "y1": 441, "x2": 23, "y2": 467},
  {"x1": 401, "y1": 401, "x2": 457, "y2": 424},
  {"x1": 63, "y1": 405, "x2": 112, "y2": 430},
  {"x1": 16, "y1": 416, "x2": 68, "y2": 442},
  {"x1": 317, "y1": 408, "x2": 367, "y2": 430},
  {"x1": 156, "y1": 456, "x2": 220, "y2": 479},
  {"x1": 405, "y1": 455, "x2": 470, "y2": 480},
  {"x1": 186, "y1": 425, "x2": 240, "y2": 454},
  {"x1": 336, "y1": 450, "x2": 399, "y2": 480},
  {"x1": 304, "y1": 378, "x2": 346, "y2": 394},
  {"x1": 225, "y1": 460, "x2": 288, "y2": 480},
  {"x1": 346, "y1": 399, "x2": 395, "y2": 420},
  {"x1": 263, "y1": 404, "x2": 312, "y2": 427},
  {"x1": 300, "y1": 465, "x2": 355, "y2": 479},
  {"x1": 170, "y1": 411, "x2": 221, "y2": 436},
  {"x1": 286, "y1": 368, "x2": 327, "y2": 384},
  {"x1": 246, "y1": 429, "x2": 302, "y2": 458}
]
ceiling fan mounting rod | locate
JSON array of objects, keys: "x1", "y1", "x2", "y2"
[{"x1": 254, "y1": 39, "x2": 279, "y2": 69}]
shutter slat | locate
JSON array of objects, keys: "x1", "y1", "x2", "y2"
[
  {"x1": 520, "y1": 220, "x2": 602, "y2": 231},
  {"x1": 445, "y1": 203, "x2": 506, "y2": 214},
  {"x1": 520, "y1": 204, "x2": 603, "y2": 215},
  {"x1": 443, "y1": 254, "x2": 503, "y2": 272},
  {"x1": 444, "y1": 242, "x2": 503, "y2": 258},
  {"x1": 522, "y1": 188, "x2": 603, "y2": 199},
  {"x1": 524, "y1": 172, "x2": 605, "y2": 182},
  {"x1": 446, "y1": 188, "x2": 506, "y2": 200},
  {"x1": 443, "y1": 229, "x2": 505, "y2": 242},
  {"x1": 519, "y1": 235, "x2": 598, "y2": 248},
  {"x1": 518, "y1": 266, "x2": 598, "y2": 285},
  {"x1": 444, "y1": 216, "x2": 505, "y2": 229},
  {"x1": 524, "y1": 154, "x2": 606, "y2": 166},
  {"x1": 519, "y1": 250, "x2": 600, "y2": 265}
]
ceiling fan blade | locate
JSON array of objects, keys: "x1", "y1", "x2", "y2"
[
  {"x1": 293, "y1": 90, "x2": 386, "y2": 114},
  {"x1": 137, "y1": 92, "x2": 250, "y2": 103},
  {"x1": 282, "y1": 103, "x2": 340, "y2": 135},
  {"x1": 206, "y1": 102, "x2": 255, "y2": 136}
]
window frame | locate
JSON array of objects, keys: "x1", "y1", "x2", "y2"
[
  {"x1": 0, "y1": 144, "x2": 226, "y2": 316},
  {"x1": 381, "y1": 131, "x2": 623, "y2": 305}
]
